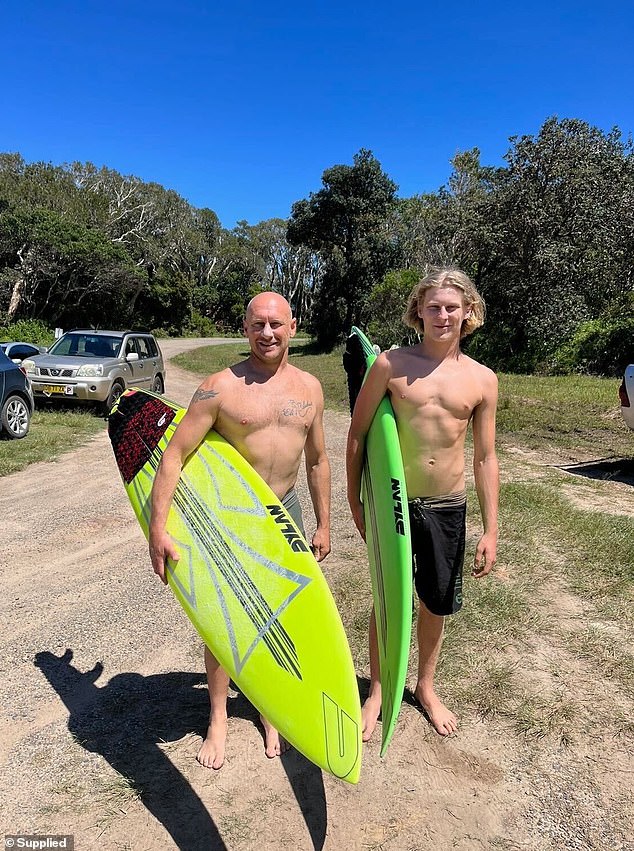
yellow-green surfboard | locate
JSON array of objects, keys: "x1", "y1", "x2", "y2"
[{"x1": 108, "y1": 388, "x2": 361, "y2": 783}]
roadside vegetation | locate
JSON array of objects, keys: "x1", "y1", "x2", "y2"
[
  {"x1": 2, "y1": 116, "x2": 633, "y2": 376},
  {"x1": 0, "y1": 406, "x2": 105, "y2": 476}
]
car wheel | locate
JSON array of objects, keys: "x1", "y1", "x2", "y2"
[
  {"x1": 1, "y1": 394, "x2": 31, "y2": 439},
  {"x1": 101, "y1": 381, "x2": 125, "y2": 415},
  {"x1": 151, "y1": 374, "x2": 164, "y2": 394}
]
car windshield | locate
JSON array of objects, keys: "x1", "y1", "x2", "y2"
[{"x1": 48, "y1": 333, "x2": 121, "y2": 358}]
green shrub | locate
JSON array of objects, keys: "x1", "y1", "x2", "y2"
[
  {"x1": 0, "y1": 318, "x2": 54, "y2": 346},
  {"x1": 183, "y1": 310, "x2": 219, "y2": 337},
  {"x1": 366, "y1": 268, "x2": 421, "y2": 350},
  {"x1": 550, "y1": 317, "x2": 634, "y2": 376},
  {"x1": 465, "y1": 327, "x2": 542, "y2": 374}
]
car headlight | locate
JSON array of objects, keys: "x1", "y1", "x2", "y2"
[
  {"x1": 77, "y1": 364, "x2": 104, "y2": 377},
  {"x1": 22, "y1": 359, "x2": 36, "y2": 374}
]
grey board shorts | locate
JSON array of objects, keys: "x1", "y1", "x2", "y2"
[{"x1": 282, "y1": 487, "x2": 305, "y2": 537}]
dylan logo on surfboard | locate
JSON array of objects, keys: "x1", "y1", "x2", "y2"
[
  {"x1": 266, "y1": 505, "x2": 310, "y2": 553},
  {"x1": 391, "y1": 478, "x2": 406, "y2": 536}
]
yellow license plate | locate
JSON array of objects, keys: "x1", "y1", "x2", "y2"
[{"x1": 42, "y1": 384, "x2": 73, "y2": 395}]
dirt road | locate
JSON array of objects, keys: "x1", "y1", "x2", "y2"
[{"x1": 0, "y1": 340, "x2": 632, "y2": 850}]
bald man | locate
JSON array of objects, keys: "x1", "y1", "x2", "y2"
[{"x1": 149, "y1": 292, "x2": 331, "y2": 769}]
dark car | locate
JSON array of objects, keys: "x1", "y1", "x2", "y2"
[
  {"x1": 0, "y1": 349, "x2": 35, "y2": 439},
  {"x1": 0, "y1": 341, "x2": 47, "y2": 363}
]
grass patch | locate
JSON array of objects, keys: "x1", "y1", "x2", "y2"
[
  {"x1": 92, "y1": 770, "x2": 144, "y2": 833},
  {"x1": 563, "y1": 627, "x2": 634, "y2": 698},
  {"x1": 219, "y1": 813, "x2": 253, "y2": 844},
  {"x1": 172, "y1": 342, "x2": 251, "y2": 375},
  {"x1": 97, "y1": 770, "x2": 144, "y2": 807},
  {"x1": 513, "y1": 693, "x2": 577, "y2": 745},
  {"x1": 438, "y1": 566, "x2": 540, "y2": 720},
  {"x1": 451, "y1": 658, "x2": 519, "y2": 720},
  {"x1": 499, "y1": 482, "x2": 634, "y2": 606},
  {"x1": 0, "y1": 406, "x2": 106, "y2": 476},
  {"x1": 496, "y1": 373, "x2": 631, "y2": 457}
]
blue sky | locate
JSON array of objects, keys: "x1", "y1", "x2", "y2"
[{"x1": 2, "y1": 0, "x2": 633, "y2": 228}]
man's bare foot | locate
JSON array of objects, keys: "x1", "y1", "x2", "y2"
[
  {"x1": 196, "y1": 715, "x2": 228, "y2": 769},
  {"x1": 361, "y1": 693, "x2": 382, "y2": 742},
  {"x1": 260, "y1": 715, "x2": 289, "y2": 758},
  {"x1": 414, "y1": 686, "x2": 458, "y2": 736}
]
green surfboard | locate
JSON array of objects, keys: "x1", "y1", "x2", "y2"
[
  {"x1": 344, "y1": 327, "x2": 413, "y2": 755},
  {"x1": 108, "y1": 388, "x2": 362, "y2": 783}
]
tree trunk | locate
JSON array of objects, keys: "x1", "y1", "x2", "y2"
[
  {"x1": 6, "y1": 276, "x2": 25, "y2": 321},
  {"x1": 127, "y1": 270, "x2": 149, "y2": 316}
]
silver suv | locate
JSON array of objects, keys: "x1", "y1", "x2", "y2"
[{"x1": 24, "y1": 329, "x2": 165, "y2": 414}]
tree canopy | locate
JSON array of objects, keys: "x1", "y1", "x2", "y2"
[
  {"x1": 287, "y1": 149, "x2": 399, "y2": 348},
  {"x1": 1, "y1": 117, "x2": 632, "y2": 374}
]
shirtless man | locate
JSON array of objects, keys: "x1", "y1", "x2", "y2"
[
  {"x1": 149, "y1": 292, "x2": 331, "y2": 769},
  {"x1": 346, "y1": 267, "x2": 498, "y2": 741}
]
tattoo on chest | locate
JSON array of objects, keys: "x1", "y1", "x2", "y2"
[
  {"x1": 282, "y1": 399, "x2": 313, "y2": 417},
  {"x1": 192, "y1": 389, "x2": 219, "y2": 403}
]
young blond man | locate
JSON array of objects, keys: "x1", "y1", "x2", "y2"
[
  {"x1": 346, "y1": 267, "x2": 499, "y2": 740},
  {"x1": 149, "y1": 292, "x2": 331, "y2": 768}
]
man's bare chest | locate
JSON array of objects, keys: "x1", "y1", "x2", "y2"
[
  {"x1": 218, "y1": 388, "x2": 316, "y2": 433},
  {"x1": 389, "y1": 373, "x2": 481, "y2": 422}
]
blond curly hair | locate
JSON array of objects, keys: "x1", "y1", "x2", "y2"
[{"x1": 403, "y1": 267, "x2": 485, "y2": 339}]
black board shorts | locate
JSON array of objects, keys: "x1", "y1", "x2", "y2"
[
  {"x1": 282, "y1": 487, "x2": 305, "y2": 538},
  {"x1": 408, "y1": 491, "x2": 467, "y2": 616}
]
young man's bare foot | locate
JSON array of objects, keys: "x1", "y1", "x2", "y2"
[
  {"x1": 414, "y1": 686, "x2": 458, "y2": 736},
  {"x1": 361, "y1": 693, "x2": 382, "y2": 742},
  {"x1": 260, "y1": 715, "x2": 289, "y2": 758},
  {"x1": 196, "y1": 715, "x2": 228, "y2": 769}
]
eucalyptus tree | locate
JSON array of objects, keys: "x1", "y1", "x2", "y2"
[
  {"x1": 72, "y1": 165, "x2": 231, "y2": 328},
  {"x1": 234, "y1": 218, "x2": 321, "y2": 326},
  {"x1": 287, "y1": 149, "x2": 399, "y2": 348},
  {"x1": 185, "y1": 223, "x2": 260, "y2": 331},
  {"x1": 2, "y1": 207, "x2": 139, "y2": 326},
  {"x1": 0, "y1": 156, "x2": 112, "y2": 320},
  {"x1": 0, "y1": 154, "x2": 94, "y2": 221}
]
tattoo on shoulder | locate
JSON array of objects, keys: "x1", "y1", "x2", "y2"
[
  {"x1": 282, "y1": 399, "x2": 313, "y2": 417},
  {"x1": 192, "y1": 389, "x2": 219, "y2": 403}
]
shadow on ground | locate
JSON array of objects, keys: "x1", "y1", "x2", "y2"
[
  {"x1": 557, "y1": 457, "x2": 634, "y2": 486},
  {"x1": 35, "y1": 649, "x2": 328, "y2": 850},
  {"x1": 35, "y1": 649, "x2": 227, "y2": 850}
]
